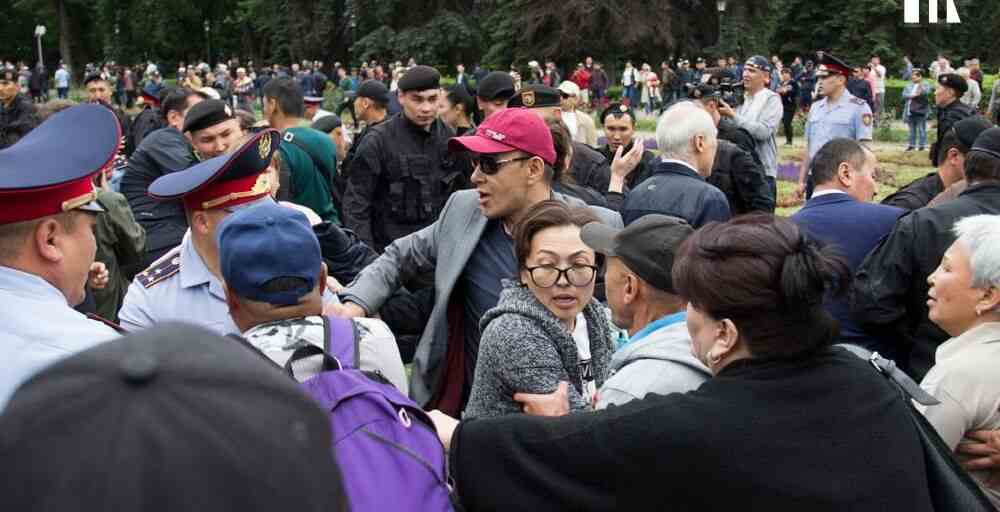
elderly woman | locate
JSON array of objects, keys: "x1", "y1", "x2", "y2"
[
  {"x1": 919, "y1": 214, "x2": 1000, "y2": 507},
  {"x1": 462, "y1": 200, "x2": 615, "y2": 419},
  {"x1": 431, "y1": 215, "x2": 934, "y2": 511}
]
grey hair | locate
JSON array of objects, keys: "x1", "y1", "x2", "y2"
[
  {"x1": 655, "y1": 101, "x2": 717, "y2": 162},
  {"x1": 953, "y1": 215, "x2": 1000, "y2": 289}
]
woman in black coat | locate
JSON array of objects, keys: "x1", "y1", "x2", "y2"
[{"x1": 430, "y1": 214, "x2": 934, "y2": 512}]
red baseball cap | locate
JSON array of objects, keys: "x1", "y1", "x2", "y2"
[{"x1": 448, "y1": 108, "x2": 556, "y2": 165}]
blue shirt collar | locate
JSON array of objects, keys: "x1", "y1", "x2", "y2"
[
  {"x1": 619, "y1": 311, "x2": 687, "y2": 349},
  {"x1": 178, "y1": 231, "x2": 226, "y2": 299}
]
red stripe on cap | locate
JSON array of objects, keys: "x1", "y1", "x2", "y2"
[
  {"x1": 182, "y1": 172, "x2": 270, "y2": 211},
  {"x1": 0, "y1": 174, "x2": 97, "y2": 224}
]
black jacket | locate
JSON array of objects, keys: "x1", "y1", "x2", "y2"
[
  {"x1": 0, "y1": 94, "x2": 38, "y2": 149},
  {"x1": 570, "y1": 142, "x2": 611, "y2": 199},
  {"x1": 450, "y1": 348, "x2": 933, "y2": 511},
  {"x1": 621, "y1": 161, "x2": 731, "y2": 227},
  {"x1": 342, "y1": 113, "x2": 471, "y2": 253},
  {"x1": 853, "y1": 182, "x2": 1000, "y2": 379},
  {"x1": 707, "y1": 139, "x2": 775, "y2": 215},
  {"x1": 337, "y1": 117, "x2": 385, "y2": 217},
  {"x1": 930, "y1": 100, "x2": 974, "y2": 165},
  {"x1": 120, "y1": 127, "x2": 197, "y2": 259},
  {"x1": 880, "y1": 172, "x2": 944, "y2": 211},
  {"x1": 598, "y1": 142, "x2": 657, "y2": 211},
  {"x1": 129, "y1": 106, "x2": 166, "y2": 156}
]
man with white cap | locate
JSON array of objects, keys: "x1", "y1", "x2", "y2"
[{"x1": 559, "y1": 80, "x2": 597, "y2": 146}]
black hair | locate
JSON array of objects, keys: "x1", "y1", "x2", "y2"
[
  {"x1": 965, "y1": 151, "x2": 1000, "y2": 184},
  {"x1": 937, "y1": 129, "x2": 970, "y2": 166},
  {"x1": 810, "y1": 138, "x2": 868, "y2": 186},
  {"x1": 673, "y1": 214, "x2": 850, "y2": 360},
  {"x1": 161, "y1": 88, "x2": 199, "y2": 121},
  {"x1": 262, "y1": 77, "x2": 305, "y2": 118},
  {"x1": 446, "y1": 85, "x2": 476, "y2": 119}
]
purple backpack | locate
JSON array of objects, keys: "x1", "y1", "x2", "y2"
[{"x1": 285, "y1": 316, "x2": 454, "y2": 512}]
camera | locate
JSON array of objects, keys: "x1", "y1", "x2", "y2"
[{"x1": 716, "y1": 77, "x2": 744, "y2": 107}]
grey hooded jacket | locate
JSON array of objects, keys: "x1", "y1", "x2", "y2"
[
  {"x1": 463, "y1": 281, "x2": 615, "y2": 419},
  {"x1": 339, "y1": 189, "x2": 622, "y2": 407},
  {"x1": 596, "y1": 318, "x2": 711, "y2": 409}
]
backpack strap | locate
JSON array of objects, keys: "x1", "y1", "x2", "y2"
[
  {"x1": 285, "y1": 344, "x2": 342, "y2": 377},
  {"x1": 282, "y1": 130, "x2": 335, "y2": 188},
  {"x1": 323, "y1": 315, "x2": 359, "y2": 368}
]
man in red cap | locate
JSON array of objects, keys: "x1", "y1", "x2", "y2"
[
  {"x1": 331, "y1": 107, "x2": 622, "y2": 414},
  {"x1": 0, "y1": 104, "x2": 122, "y2": 409}
]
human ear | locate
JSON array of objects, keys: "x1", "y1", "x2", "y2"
[{"x1": 34, "y1": 218, "x2": 63, "y2": 263}]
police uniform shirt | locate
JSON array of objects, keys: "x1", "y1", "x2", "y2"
[
  {"x1": 119, "y1": 230, "x2": 340, "y2": 336},
  {"x1": 805, "y1": 90, "x2": 874, "y2": 160},
  {"x1": 119, "y1": 231, "x2": 239, "y2": 336},
  {"x1": 0, "y1": 266, "x2": 118, "y2": 409}
]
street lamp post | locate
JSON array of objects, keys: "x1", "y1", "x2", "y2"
[
  {"x1": 716, "y1": 0, "x2": 727, "y2": 54},
  {"x1": 34, "y1": 25, "x2": 46, "y2": 67},
  {"x1": 204, "y1": 20, "x2": 211, "y2": 66}
]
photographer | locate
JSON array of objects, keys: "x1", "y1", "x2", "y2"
[{"x1": 718, "y1": 56, "x2": 782, "y2": 200}]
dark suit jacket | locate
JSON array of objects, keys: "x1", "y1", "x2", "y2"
[
  {"x1": 621, "y1": 160, "x2": 730, "y2": 227},
  {"x1": 791, "y1": 192, "x2": 904, "y2": 349}
]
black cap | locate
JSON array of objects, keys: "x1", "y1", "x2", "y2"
[
  {"x1": 183, "y1": 99, "x2": 235, "y2": 133},
  {"x1": 508, "y1": 84, "x2": 561, "y2": 108},
  {"x1": 0, "y1": 324, "x2": 348, "y2": 512},
  {"x1": 83, "y1": 73, "x2": 108, "y2": 86},
  {"x1": 687, "y1": 83, "x2": 720, "y2": 101},
  {"x1": 951, "y1": 116, "x2": 992, "y2": 152},
  {"x1": 970, "y1": 127, "x2": 1000, "y2": 160},
  {"x1": 356, "y1": 79, "x2": 390, "y2": 103},
  {"x1": 580, "y1": 215, "x2": 694, "y2": 294},
  {"x1": 397, "y1": 65, "x2": 440, "y2": 92},
  {"x1": 938, "y1": 73, "x2": 969, "y2": 95},
  {"x1": 477, "y1": 71, "x2": 516, "y2": 101},
  {"x1": 600, "y1": 103, "x2": 638, "y2": 124},
  {"x1": 311, "y1": 114, "x2": 343, "y2": 134}
]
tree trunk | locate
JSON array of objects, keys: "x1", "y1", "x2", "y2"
[{"x1": 54, "y1": 0, "x2": 75, "y2": 84}]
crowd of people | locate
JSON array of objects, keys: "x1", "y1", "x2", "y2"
[{"x1": 3, "y1": 47, "x2": 1000, "y2": 510}]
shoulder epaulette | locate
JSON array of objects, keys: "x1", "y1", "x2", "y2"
[
  {"x1": 850, "y1": 96, "x2": 867, "y2": 106},
  {"x1": 135, "y1": 247, "x2": 181, "y2": 289}
]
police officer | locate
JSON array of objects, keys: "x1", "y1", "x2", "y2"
[
  {"x1": 509, "y1": 85, "x2": 612, "y2": 200},
  {"x1": 797, "y1": 54, "x2": 873, "y2": 199},
  {"x1": 0, "y1": 104, "x2": 121, "y2": 408},
  {"x1": 339, "y1": 79, "x2": 391, "y2": 201},
  {"x1": 119, "y1": 130, "x2": 283, "y2": 335},
  {"x1": 343, "y1": 65, "x2": 472, "y2": 253},
  {"x1": 930, "y1": 73, "x2": 974, "y2": 166}
]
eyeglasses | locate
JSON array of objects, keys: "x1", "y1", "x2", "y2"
[
  {"x1": 471, "y1": 155, "x2": 533, "y2": 175},
  {"x1": 525, "y1": 264, "x2": 598, "y2": 288}
]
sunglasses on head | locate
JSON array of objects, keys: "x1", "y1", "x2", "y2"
[{"x1": 471, "y1": 155, "x2": 534, "y2": 175}]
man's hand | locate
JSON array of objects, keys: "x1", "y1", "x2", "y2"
[
  {"x1": 88, "y1": 262, "x2": 109, "y2": 290},
  {"x1": 323, "y1": 300, "x2": 366, "y2": 318},
  {"x1": 428, "y1": 410, "x2": 460, "y2": 451},
  {"x1": 957, "y1": 430, "x2": 1000, "y2": 489},
  {"x1": 795, "y1": 180, "x2": 807, "y2": 201},
  {"x1": 513, "y1": 381, "x2": 570, "y2": 417},
  {"x1": 717, "y1": 99, "x2": 736, "y2": 118},
  {"x1": 325, "y1": 276, "x2": 344, "y2": 294},
  {"x1": 609, "y1": 139, "x2": 645, "y2": 194}
]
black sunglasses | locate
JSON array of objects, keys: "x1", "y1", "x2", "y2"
[{"x1": 471, "y1": 155, "x2": 533, "y2": 175}]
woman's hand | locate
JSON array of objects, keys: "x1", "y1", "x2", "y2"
[{"x1": 428, "y1": 410, "x2": 460, "y2": 451}]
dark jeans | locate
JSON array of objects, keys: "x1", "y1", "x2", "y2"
[
  {"x1": 782, "y1": 107, "x2": 796, "y2": 144},
  {"x1": 57, "y1": 87, "x2": 68, "y2": 99}
]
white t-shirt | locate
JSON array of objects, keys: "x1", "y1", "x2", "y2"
[
  {"x1": 562, "y1": 111, "x2": 579, "y2": 139},
  {"x1": 571, "y1": 312, "x2": 596, "y2": 405},
  {"x1": 874, "y1": 64, "x2": 887, "y2": 94}
]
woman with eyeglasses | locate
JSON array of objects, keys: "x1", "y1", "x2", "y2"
[{"x1": 462, "y1": 199, "x2": 616, "y2": 419}]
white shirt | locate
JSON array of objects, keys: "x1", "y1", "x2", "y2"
[
  {"x1": 0, "y1": 266, "x2": 118, "y2": 410},
  {"x1": 874, "y1": 64, "x2": 887, "y2": 93},
  {"x1": 562, "y1": 111, "x2": 579, "y2": 139},
  {"x1": 571, "y1": 312, "x2": 596, "y2": 404},
  {"x1": 54, "y1": 68, "x2": 70, "y2": 88}
]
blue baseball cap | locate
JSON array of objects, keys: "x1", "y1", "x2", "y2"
[{"x1": 217, "y1": 201, "x2": 322, "y2": 306}]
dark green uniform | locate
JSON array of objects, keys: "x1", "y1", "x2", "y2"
[
  {"x1": 93, "y1": 188, "x2": 147, "y2": 322},
  {"x1": 278, "y1": 126, "x2": 339, "y2": 223}
]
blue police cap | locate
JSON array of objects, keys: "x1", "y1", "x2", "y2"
[
  {"x1": 0, "y1": 104, "x2": 119, "y2": 224},
  {"x1": 148, "y1": 129, "x2": 280, "y2": 211},
  {"x1": 216, "y1": 201, "x2": 322, "y2": 306}
]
